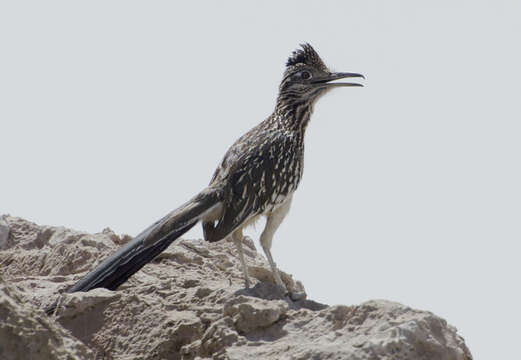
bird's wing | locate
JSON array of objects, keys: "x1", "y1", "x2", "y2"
[{"x1": 207, "y1": 129, "x2": 296, "y2": 240}]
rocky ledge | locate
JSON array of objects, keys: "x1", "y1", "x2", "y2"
[{"x1": 0, "y1": 215, "x2": 472, "y2": 359}]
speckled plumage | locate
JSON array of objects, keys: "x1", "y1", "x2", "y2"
[
  {"x1": 203, "y1": 118, "x2": 305, "y2": 241},
  {"x1": 50, "y1": 44, "x2": 363, "y2": 309}
]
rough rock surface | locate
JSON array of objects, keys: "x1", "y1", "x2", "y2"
[
  {"x1": 0, "y1": 215, "x2": 473, "y2": 360},
  {"x1": 0, "y1": 277, "x2": 92, "y2": 359}
]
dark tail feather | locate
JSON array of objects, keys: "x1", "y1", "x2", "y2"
[
  {"x1": 45, "y1": 187, "x2": 220, "y2": 315},
  {"x1": 68, "y1": 221, "x2": 197, "y2": 293}
]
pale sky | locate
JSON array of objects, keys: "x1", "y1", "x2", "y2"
[{"x1": 1, "y1": 1, "x2": 520, "y2": 358}]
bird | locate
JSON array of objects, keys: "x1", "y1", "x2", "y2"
[{"x1": 46, "y1": 43, "x2": 363, "y2": 314}]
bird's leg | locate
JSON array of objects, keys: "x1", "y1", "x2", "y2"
[
  {"x1": 259, "y1": 196, "x2": 292, "y2": 295},
  {"x1": 232, "y1": 229, "x2": 251, "y2": 288}
]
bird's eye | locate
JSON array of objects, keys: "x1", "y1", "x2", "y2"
[{"x1": 301, "y1": 71, "x2": 312, "y2": 80}]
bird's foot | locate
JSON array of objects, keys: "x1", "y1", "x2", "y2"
[
  {"x1": 271, "y1": 271, "x2": 306, "y2": 301},
  {"x1": 288, "y1": 290, "x2": 306, "y2": 301}
]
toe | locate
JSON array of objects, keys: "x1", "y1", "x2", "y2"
[{"x1": 289, "y1": 291, "x2": 307, "y2": 301}]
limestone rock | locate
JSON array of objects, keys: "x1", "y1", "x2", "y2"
[
  {"x1": 0, "y1": 215, "x2": 473, "y2": 359},
  {"x1": 0, "y1": 277, "x2": 92, "y2": 360}
]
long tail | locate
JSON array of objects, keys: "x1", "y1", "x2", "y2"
[{"x1": 46, "y1": 187, "x2": 221, "y2": 314}]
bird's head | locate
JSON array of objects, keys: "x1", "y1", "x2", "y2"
[{"x1": 278, "y1": 44, "x2": 364, "y2": 107}]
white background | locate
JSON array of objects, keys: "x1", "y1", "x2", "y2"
[{"x1": 2, "y1": 1, "x2": 520, "y2": 358}]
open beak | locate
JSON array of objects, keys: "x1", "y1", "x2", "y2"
[{"x1": 312, "y1": 72, "x2": 365, "y2": 88}]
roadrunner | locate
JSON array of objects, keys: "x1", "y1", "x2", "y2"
[{"x1": 50, "y1": 44, "x2": 363, "y2": 310}]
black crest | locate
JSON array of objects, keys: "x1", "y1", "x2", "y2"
[{"x1": 286, "y1": 43, "x2": 327, "y2": 70}]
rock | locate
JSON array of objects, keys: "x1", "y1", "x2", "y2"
[
  {"x1": 0, "y1": 276, "x2": 92, "y2": 360},
  {"x1": 0, "y1": 215, "x2": 473, "y2": 359},
  {"x1": 223, "y1": 295, "x2": 289, "y2": 333}
]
